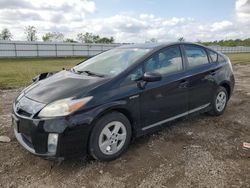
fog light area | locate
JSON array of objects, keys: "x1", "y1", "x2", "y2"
[{"x1": 48, "y1": 133, "x2": 58, "y2": 154}]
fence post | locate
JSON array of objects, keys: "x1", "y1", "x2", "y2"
[
  {"x1": 36, "y1": 43, "x2": 39, "y2": 57},
  {"x1": 55, "y1": 43, "x2": 58, "y2": 57},
  {"x1": 87, "y1": 44, "x2": 90, "y2": 57},
  {"x1": 14, "y1": 43, "x2": 17, "y2": 58}
]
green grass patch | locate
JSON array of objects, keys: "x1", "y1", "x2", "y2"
[
  {"x1": 0, "y1": 57, "x2": 85, "y2": 89},
  {"x1": 225, "y1": 53, "x2": 250, "y2": 65}
]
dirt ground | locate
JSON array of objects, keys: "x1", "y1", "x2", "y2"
[{"x1": 0, "y1": 64, "x2": 250, "y2": 188}]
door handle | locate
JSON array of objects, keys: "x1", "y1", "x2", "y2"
[{"x1": 179, "y1": 80, "x2": 189, "y2": 88}]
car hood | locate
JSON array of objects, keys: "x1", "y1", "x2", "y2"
[{"x1": 23, "y1": 70, "x2": 108, "y2": 104}]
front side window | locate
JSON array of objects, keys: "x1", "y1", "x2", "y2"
[
  {"x1": 73, "y1": 48, "x2": 150, "y2": 77},
  {"x1": 184, "y1": 45, "x2": 209, "y2": 68},
  {"x1": 144, "y1": 46, "x2": 183, "y2": 75},
  {"x1": 121, "y1": 66, "x2": 143, "y2": 86}
]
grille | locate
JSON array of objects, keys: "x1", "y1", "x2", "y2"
[{"x1": 21, "y1": 133, "x2": 33, "y2": 148}]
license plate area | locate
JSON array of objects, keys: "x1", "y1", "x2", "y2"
[{"x1": 12, "y1": 114, "x2": 19, "y2": 132}]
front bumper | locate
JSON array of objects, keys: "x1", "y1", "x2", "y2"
[
  {"x1": 14, "y1": 128, "x2": 55, "y2": 158},
  {"x1": 12, "y1": 112, "x2": 92, "y2": 160}
]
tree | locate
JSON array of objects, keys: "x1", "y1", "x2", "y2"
[
  {"x1": 145, "y1": 38, "x2": 158, "y2": 43},
  {"x1": 196, "y1": 40, "x2": 202, "y2": 44},
  {"x1": 64, "y1": 38, "x2": 77, "y2": 43},
  {"x1": 110, "y1": 37, "x2": 115, "y2": 43},
  {"x1": 77, "y1": 32, "x2": 94, "y2": 43},
  {"x1": 96, "y1": 36, "x2": 114, "y2": 44},
  {"x1": 42, "y1": 32, "x2": 64, "y2": 42},
  {"x1": 201, "y1": 38, "x2": 250, "y2": 47},
  {"x1": 178, "y1": 37, "x2": 185, "y2": 42},
  {"x1": 25, "y1": 26, "x2": 38, "y2": 41},
  {"x1": 0, "y1": 28, "x2": 12, "y2": 40},
  {"x1": 77, "y1": 32, "x2": 115, "y2": 43}
]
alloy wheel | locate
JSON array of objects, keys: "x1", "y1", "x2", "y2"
[
  {"x1": 215, "y1": 91, "x2": 227, "y2": 112},
  {"x1": 98, "y1": 121, "x2": 127, "y2": 155}
]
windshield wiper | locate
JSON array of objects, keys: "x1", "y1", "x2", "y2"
[{"x1": 75, "y1": 70, "x2": 105, "y2": 77}]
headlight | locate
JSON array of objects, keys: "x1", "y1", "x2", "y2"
[{"x1": 38, "y1": 96, "x2": 93, "y2": 118}]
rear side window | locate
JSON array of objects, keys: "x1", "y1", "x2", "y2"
[
  {"x1": 207, "y1": 50, "x2": 218, "y2": 63},
  {"x1": 218, "y1": 54, "x2": 226, "y2": 63},
  {"x1": 145, "y1": 46, "x2": 183, "y2": 75},
  {"x1": 184, "y1": 45, "x2": 209, "y2": 68}
]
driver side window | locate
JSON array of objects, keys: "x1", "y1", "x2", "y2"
[{"x1": 145, "y1": 46, "x2": 183, "y2": 75}]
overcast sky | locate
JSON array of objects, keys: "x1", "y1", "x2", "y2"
[{"x1": 0, "y1": 0, "x2": 249, "y2": 42}]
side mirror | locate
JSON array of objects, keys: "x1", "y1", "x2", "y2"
[{"x1": 142, "y1": 72, "x2": 162, "y2": 82}]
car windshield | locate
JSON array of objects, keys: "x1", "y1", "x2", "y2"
[{"x1": 73, "y1": 48, "x2": 150, "y2": 77}]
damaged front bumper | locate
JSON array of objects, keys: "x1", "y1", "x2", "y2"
[{"x1": 12, "y1": 96, "x2": 93, "y2": 160}]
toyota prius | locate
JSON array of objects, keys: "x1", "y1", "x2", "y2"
[{"x1": 12, "y1": 42, "x2": 235, "y2": 161}]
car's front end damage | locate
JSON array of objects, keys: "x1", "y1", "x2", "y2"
[
  {"x1": 12, "y1": 95, "x2": 94, "y2": 160},
  {"x1": 11, "y1": 69, "x2": 107, "y2": 160}
]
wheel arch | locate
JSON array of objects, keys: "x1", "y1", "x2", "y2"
[
  {"x1": 219, "y1": 81, "x2": 231, "y2": 98},
  {"x1": 90, "y1": 106, "x2": 137, "y2": 138}
]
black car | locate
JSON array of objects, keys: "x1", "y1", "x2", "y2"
[{"x1": 12, "y1": 42, "x2": 235, "y2": 161}]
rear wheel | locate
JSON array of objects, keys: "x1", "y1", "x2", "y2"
[
  {"x1": 89, "y1": 112, "x2": 132, "y2": 161},
  {"x1": 209, "y1": 86, "x2": 228, "y2": 116}
]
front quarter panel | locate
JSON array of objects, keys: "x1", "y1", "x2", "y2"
[{"x1": 70, "y1": 78, "x2": 141, "y2": 134}]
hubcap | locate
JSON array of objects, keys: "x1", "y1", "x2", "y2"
[
  {"x1": 215, "y1": 91, "x2": 227, "y2": 112},
  {"x1": 98, "y1": 121, "x2": 127, "y2": 155}
]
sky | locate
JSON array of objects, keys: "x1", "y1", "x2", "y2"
[{"x1": 0, "y1": 0, "x2": 249, "y2": 43}]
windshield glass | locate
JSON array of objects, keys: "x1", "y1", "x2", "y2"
[{"x1": 73, "y1": 48, "x2": 150, "y2": 77}]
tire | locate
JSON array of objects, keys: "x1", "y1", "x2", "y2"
[
  {"x1": 209, "y1": 86, "x2": 228, "y2": 116},
  {"x1": 89, "y1": 112, "x2": 132, "y2": 161}
]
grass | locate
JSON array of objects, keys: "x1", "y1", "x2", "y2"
[
  {"x1": 0, "y1": 57, "x2": 85, "y2": 89},
  {"x1": 0, "y1": 53, "x2": 249, "y2": 89},
  {"x1": 225, "y1": 53, "x2": 250, "y2": 65}
]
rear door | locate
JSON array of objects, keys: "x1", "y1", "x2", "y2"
[{"x1": 182, "y1": 44, "x2": 217, "y2": 110}]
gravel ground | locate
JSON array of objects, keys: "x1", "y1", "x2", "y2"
[{"x1": 0, "y1": 64, "x2": 250, "y2": 188}]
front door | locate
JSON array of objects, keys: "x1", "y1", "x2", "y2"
[{"x1": 139, "y1": 45, "x2": 188, "y2": 131}]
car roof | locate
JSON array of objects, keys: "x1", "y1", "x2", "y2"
[{"x1": 117, "y1": 42, "x2": 206, "y2": 50}]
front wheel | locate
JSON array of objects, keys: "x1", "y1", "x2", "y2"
[
  {"x1": 89, "y1": 112, "x2": 132, "y2": 161},
  {"x1": 209, "y1": 86, "x2": 228, "y2": 116}
]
